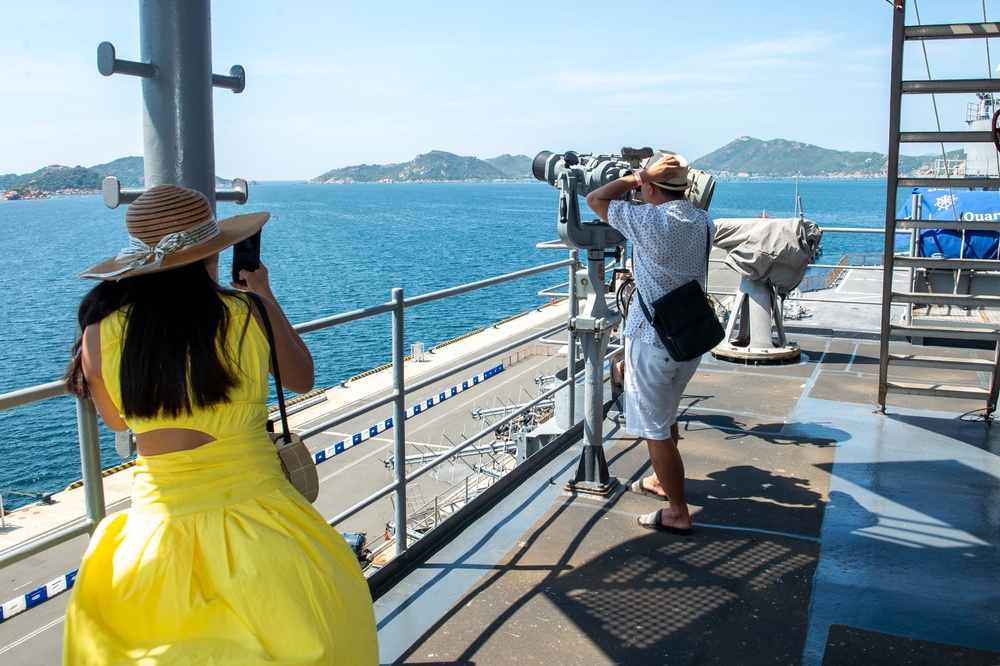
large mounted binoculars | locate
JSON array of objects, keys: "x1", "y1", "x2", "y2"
[
  {"x1": 533, "y1": 147, "x2": 715, "y2": 250},
  {"x1": 532, "y1": 148, "x2": 652, "y2": 197}
]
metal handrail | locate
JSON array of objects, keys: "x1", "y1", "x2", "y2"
[
  {"x1": 295, "y1": 258, "x2": 574, "y2": 334},
  {"x1": 328, "y1": 342, "x2": 620, "y2": 527},
  {"x1": 329, "y1": 372, "x2": 575, "y2": 527},
  {"x1": 297, "y1": 320, "x2": 568, "y2": 439},
  {"x1": 0, "y1": 380, "x2": 66, "y2": 411},
  {"x1": 0, "y1": 256, "x2": 579, "y2": 571}
]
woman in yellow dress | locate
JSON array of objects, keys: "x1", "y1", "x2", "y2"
[{"x1": 63, "y1": 185, "x2": 378, "y2": 664}]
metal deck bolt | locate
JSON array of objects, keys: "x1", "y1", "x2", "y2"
[
  {"x1": 216, "y1": 178, "x2": 249, "y2": 205},
  {"x1": 212, "y1": 65, "x2": 246, "y2": 94},
  {"x1": 96, "y1": 42, "x2": 157, "y2": 78},
  {"x1": 102, "y1": 177, "x2": 144, "y2": 210}
]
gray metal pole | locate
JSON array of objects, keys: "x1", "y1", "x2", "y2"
[
  {"x1": 583, "y1": 252, "x2": 606, "y2": 477},
  {"x1": 877, "y1": 0, "x2": 907, "y2": 412},
  {"x1": 391, "y1": 288, "x2": 407, "y2": 556},
  {"x1": 139, "y1": 0, "x2": 217, "y2": 206},
  {"x1": 76, "y1": 398, "x2": 106, "y2": 530},
  {"x1": 565, "y1": 249, "x2": 617, "y2": 495},
  {"x1": 567, "y1": 249, "x2": 579, "y2": 425}
]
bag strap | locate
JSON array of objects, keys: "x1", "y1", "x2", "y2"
[
  {"x1": 633, "y1": 221, "x2": 713, "y2": 323},
  {"x1": 246, "y1": 292, "x2": 291, "y2": 444},
  {"x1": 635, "y1": 287, "x2": 655, "y2": 325}
]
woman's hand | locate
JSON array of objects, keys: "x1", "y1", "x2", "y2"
[
  {"x1": 231, "y1": 262, "x2": 274, "y2": 299},
  {"x1": 236, "y1": 262, "x2": 315, "y2": 393}
]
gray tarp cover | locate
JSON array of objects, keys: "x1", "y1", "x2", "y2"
[{"x1": 713, "y1": 217, "x2": 822, "y2": 294}]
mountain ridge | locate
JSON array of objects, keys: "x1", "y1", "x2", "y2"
[
  {"x1": 0, "y1": 157, "x2": 232, "y2": 199},
  {"x1": 308, "y1": 151, "x2": 532, "y2": 184},
  {"x1": 0, "y1": 139, "x2": 950, "y2": 197},
  {"x1": 691, "y1": 136, "x2": 933, "y2": 178}
]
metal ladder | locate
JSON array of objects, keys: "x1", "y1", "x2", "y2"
[{"x1": 878, "y1": 1, "x2": 1000, "y2": 418}]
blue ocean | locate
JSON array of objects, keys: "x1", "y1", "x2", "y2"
[{"x1": 0, "y1": 178, "x2": 889, "y2": 509}]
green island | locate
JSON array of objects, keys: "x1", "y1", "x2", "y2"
[
  {"x1": 1, "y1": 138, "x2": 948, "y2": 199},
  {"x1": 0, "y1": 157, "x2": 231, "y2": 200},
  {"x1": 308, "y1": 151, "x2": 533, "y2": 184}
]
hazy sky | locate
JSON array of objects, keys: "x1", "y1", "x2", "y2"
[{"x1": 3, "y1": 1, "x2": 999, "y2": 180}]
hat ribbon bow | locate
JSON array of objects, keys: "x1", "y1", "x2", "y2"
[{"x1": 104, "y1": 218, "x2": 221, "y2": 277}]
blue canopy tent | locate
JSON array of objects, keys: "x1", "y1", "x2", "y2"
[{"x1": 897, "y1": 188, "x2": 1000, "y2": 259}]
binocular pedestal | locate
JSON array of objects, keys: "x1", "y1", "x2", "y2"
[
  {"x1": 712, "y1": 277, "x2": 800, "y2": 364},
  {"x1": 565, "y1": 249, "x2": 619, "y2": 496}
]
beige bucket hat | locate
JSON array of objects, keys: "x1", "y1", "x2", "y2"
[{"x1": 79, "y1": 185, "x2": 269, "y2": 281}]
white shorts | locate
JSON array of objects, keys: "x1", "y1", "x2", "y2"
[{"x1": 623, "y1": 337, "x2": 700, "y2": 440}]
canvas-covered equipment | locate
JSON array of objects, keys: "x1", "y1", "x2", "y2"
[
  {"x1": 712, "y1": 217, "x2": 823, "y2": 295},
  {"x1": 897, "y1": 188, "x2": 1000, "y2": 259}
]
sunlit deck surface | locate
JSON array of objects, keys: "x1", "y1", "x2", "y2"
[{"x1": 375, "y1": 329, "x2": 1000, "y2": 665}]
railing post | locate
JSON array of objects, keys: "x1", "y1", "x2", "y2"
[
  {"x1": 391, "y1": 288, "x2": 407, "y2": 556},
  {"x1": 76, "y1": 397, "x2": 106, "y2": 530},
  {"x1": 905, "y1": 192, "x2": 922, "y2": 326}
]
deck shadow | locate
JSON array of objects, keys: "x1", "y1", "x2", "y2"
[{"x1": 394, "y1": 491, "x2": 820, "y2": 665}]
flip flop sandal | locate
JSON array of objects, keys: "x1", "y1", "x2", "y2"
[
  {"x1": 625, "y1": 478, "x2": 668, "y2": 501},
  {"x1": 637, "y1": 510, "x2": 693, "y2": 535}
]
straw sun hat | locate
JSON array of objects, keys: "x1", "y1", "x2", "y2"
[
  {"x1": 645, "y1": 150, "x2": 690, "y2": 192},
  {"x1": 80, "y1": 185, "x2": 269, "y2": 281}
]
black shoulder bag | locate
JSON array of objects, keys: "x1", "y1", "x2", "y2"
[{"x1": 635, "y1": 226, "x2": 725, "y2": 362}]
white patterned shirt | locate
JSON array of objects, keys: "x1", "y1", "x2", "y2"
[{"x1": 607, "y1": 198, "x2": 715, "y2": 348}]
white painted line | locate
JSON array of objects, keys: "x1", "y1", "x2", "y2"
[{"x1": 0, "y1": 616, "x2": 64, "y2": 655}]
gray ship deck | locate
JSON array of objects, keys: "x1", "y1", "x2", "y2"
[
  {"x1": 374, "y1": 287, "x2": 1000, "y2": 663},
  {"x1": 2, "y1": 268, "x2": 999, "y2": 665}
]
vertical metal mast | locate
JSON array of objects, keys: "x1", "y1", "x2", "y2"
[
  {"x1": 138, "y1": 0, "x2": 217, "y2": 203},
  {"x1": 98, "y1": 0, "x2": 248, "y2": 211}
]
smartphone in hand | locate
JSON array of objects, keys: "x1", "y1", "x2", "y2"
[{"x1": 231, "y1": 230, "x2": 262, "y2": 286}]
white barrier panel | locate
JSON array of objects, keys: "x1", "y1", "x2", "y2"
[{"x1": 0, "y1": 569, "x2": 77, "y2": 623}]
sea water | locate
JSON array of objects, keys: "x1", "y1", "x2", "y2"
[{"x1": 0, "y1": 178, "x2": 890, "y2": 508}]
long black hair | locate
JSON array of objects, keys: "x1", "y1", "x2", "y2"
[{"x1": 65, "y1": 261, "x2": 248, "y2": 419}]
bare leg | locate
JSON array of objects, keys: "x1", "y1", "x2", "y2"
[
  {"x1": 640, "y1": 421, "x2": 680, "y2": 496},
  {"x1": 639, "y1": 435, "x2": 691, "y2": 531}
]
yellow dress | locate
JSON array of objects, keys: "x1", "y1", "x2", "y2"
[{"x1": 63, "y1": 295, "x2": 379, "y2": 665}]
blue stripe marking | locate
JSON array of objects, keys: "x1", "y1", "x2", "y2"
[
  {"x1": 310, "y1": 364, "x2": 508, "y2": 464},
  {"x1": 24, "y1": 587, "x2": 47, "y2": 609}
]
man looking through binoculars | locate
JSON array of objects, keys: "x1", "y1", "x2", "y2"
[{"x1": 585, "y1": 152, "x2": 715, "y2": 535}]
